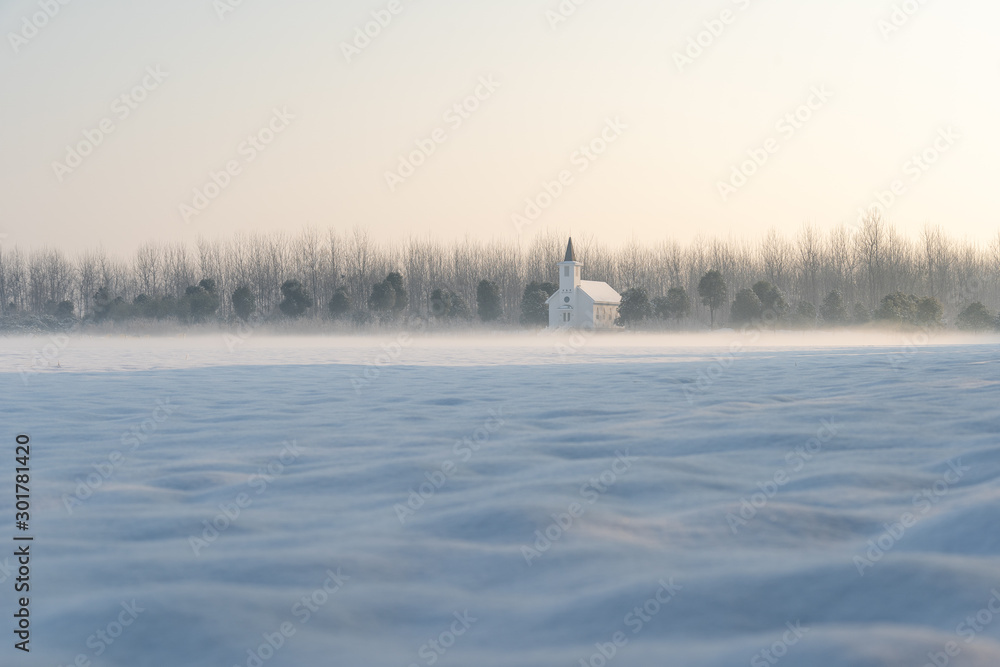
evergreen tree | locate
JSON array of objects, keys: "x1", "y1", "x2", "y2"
[
  {"x1": 915, "y1": 296, "x2": 943, "y2": 327},
  {"x1": 652, "y1": 296, "x2": 669, "y2": 321},
  {"x1": 820, "y1": 290, "x2": 849, "y2": 325},
  {"x1": 430, "y1": 288, "x2": 453, "y2": 319},
  {"x1": 328, "y1": 287, "x2": 351, "y2": 319},
  {"x1": 476, "y1": 280, "x2": 502, "y2": 322},
  {"x1": 698, "y1": 270, "x2": 728, "y2": 328},
  {"x1": 232, "y1": 286, "x2": 255, "y2": 322},
  {"x1": 384, "y1": 272, "x2": 408, "y2": 315},
  {"x1": 752, "y1": 281, "x2": 788, "y2": 318},
  {"x1": 520, "y1": 281, "x2": 557, "y2": 325},
  {"x1": 793, "y1": 301, "x2": 817, "y2": 328},
  {"x1": 730, "y1": 288, "x2": 763, "y2": 326},
  {"x1": 654, "y1": 287, "x2": 691, "y2": 323},
  {"x1": 53, "y1": 300, "x2": 75, "y2": 320},
  {"x1": 368, "y1": 281, "x2": 396, "y2": 314},
  {"x1": 185, "y1": 283, "x2": 220, "y2": 322},
  {"x1": 617, "y1": 288, "x2": 653, "y2": 326},
  {"x1": 93, "y1": 287, "x2": 114, "y2": 322},
  {"x1": 279, "y1": 279, "x2": 313, "y2": 318},
  {"x1": 874, "y1": 292, "x2": 919, "y2": 324},
  {"x1": 431, "y1": 288, "x2": 471, "y2": 320},
  {"x1": 956, "y1": 302, "x2": 996, "y2": 331}
]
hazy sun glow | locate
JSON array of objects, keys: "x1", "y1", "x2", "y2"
[{"x1": 2, "y1": 0, "x2": 999, "y2": 252}]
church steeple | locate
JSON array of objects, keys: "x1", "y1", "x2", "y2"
[
  {"x1": 558, "y1": 237, "x2": 582, "y2": 295},
  {"x1": 549, "y1": 236, "x2": 622, "y2": 329}
]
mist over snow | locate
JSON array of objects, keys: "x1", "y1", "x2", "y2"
[
  {"x1": 2, "y1": 334, "x2": 1000, "y2": 666},
  {"x1": 5, "y1": 329, "x2": 1000, "y2": 374}
]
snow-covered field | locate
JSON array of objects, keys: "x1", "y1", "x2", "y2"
[{"x1": 2, "y1": 332, "x2": 1000, "y2": 667}]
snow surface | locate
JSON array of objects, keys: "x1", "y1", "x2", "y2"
[{"x1": 2, "y1": 332, "x2": 1000, "y2": 667}]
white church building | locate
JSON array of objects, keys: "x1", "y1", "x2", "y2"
[{"x1": 547, "y1": 238, "x2": 622, "y2": 329}]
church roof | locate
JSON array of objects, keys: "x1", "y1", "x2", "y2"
[
  {"x1": 579, "y1": 280, "x2": 621, "y2": 304},
  {"x1": 563, "y1": 238, "x2": 576, "y2": 262}
]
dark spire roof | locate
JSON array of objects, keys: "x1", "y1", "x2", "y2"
[{"x1": 564, "y1": 237, "x2": 576, "y2": 262}]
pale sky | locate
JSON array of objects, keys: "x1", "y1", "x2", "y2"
[{"x1": 2, "y1": 0, "x2": 998, "y2": 253}]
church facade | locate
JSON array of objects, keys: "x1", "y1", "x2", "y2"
[{"x1": 546, "y1": 238, "x2": 622, "y2": 329}]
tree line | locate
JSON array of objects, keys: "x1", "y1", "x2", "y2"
[
  {"x1": 1, "y1": 211, "x2": 999, "y2": 331},
  {"x1": 617, "y1": 272, "x2": 998, "y2": 331}
]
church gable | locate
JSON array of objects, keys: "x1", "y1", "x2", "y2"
[{"x1": 548, "y1": 238, "x2": 621, "y2": 329}]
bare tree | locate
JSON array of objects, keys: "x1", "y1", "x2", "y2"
[
  {"x1": 991, "y1": 231, "x2": 1000, "y2": 278},
  {"x1": 76, "y1": 250, "x2": 100, "y2": 318},
  {"x1": 657, "y1": 239, "x2": 685, "y2": 291},
  {"x1": 855, "y1": 208, "x2": 887, "y2": 307},
  {"x1": 760, "y1": 227, "x2": 792, "y2": 292},
  {"x1": 163, "y1": 243, "x2": 195, "y2": 297},
  {"x1": 2, "y1": 222, "x2": 998, "y2": 328},
  {"x1": 796, "y1": 223, "x2": 822, "y2": 305},
  {"x1": 134, "y1": 242, "x2": 163, "y2": 297},
  {"x1": 0, "y1": 248, "x2": 11, "y2": 314}
]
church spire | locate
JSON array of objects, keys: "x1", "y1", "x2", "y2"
[{"x1": 564, "y1": 237, "x2": 576, "y2": 263}]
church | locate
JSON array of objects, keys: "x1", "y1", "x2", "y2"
[{"x1": 547, "y1": 238, "x2": 621, "y2": 329}]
